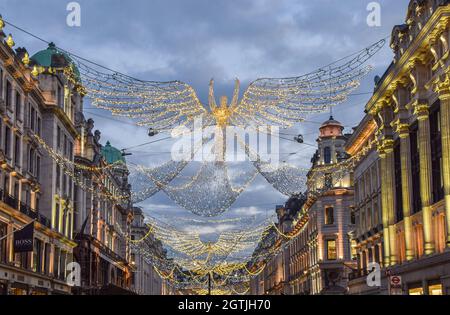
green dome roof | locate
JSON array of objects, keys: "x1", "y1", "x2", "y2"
[
  {"x1": 31, "y1": 42, "x2": 81, "y2": 81},
  {"x1": 101, "y1": 141, "x2": 126, "y2": 165}
]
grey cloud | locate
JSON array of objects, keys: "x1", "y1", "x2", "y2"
[{"x1": 2, "y1": 0, "x2": 410, "y2": 235}]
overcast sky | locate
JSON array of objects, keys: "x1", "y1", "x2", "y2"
[{"x1": 1, "y1": 0, "x2": 411, "y2": 243}]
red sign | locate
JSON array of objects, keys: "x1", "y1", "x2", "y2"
[{"x1": 391, "y1": 276, "x2": 401, "y2": 286}]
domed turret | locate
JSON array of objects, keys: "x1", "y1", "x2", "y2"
[
  {"x1": 30, "y1": 42, "x2": 81, "y2": 81},
  {"x1": 101, "y1": 141, "x2": 126, "y2": 165},
  {"x1": 319, "y1": 116, "x2": 344, "y2": 138}
]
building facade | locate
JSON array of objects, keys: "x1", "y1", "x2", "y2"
[
  {"x1": 0, "y1": 29, "x2": 81, "y2": 294},
  {"x1": 249, "y1": 225, "x2": 282, "y2": 295},
  {"x1": 345, "y1": 114, "x2": 385, "y2": 294},
  {"x1": 249, "y1": 117, "x2": 357, "y2": 295},
  {"x1": 72, "y1": 118, "x2": 134, "y2": 295},
  {"x1": 130, "y1": 207, "x2": 165, "y2": 295},
  {"x1": 348, "y1": 0, "x2": 450, "y2": 295},
  {"x1": 292, "y1": 117, "x2": 356, "y2": 295}
]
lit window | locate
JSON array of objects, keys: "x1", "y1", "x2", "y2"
[
  {"x1": 429, "y1": 284, "x2": 443, "y2": 296},
  {"x1": 351, "y1": 240, "x2": 357, "y2": 260},
  {"x1": 327, "y1": 240, "x2": 337, "y2": 260},
  {"x1": 408, "y1": 287, "x2": 424, "y2": 295}
]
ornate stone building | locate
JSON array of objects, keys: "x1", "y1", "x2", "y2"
[
  {"x1": 249, "y1": 118, "x2": 357, "y2": 295},
  {"x1": 348, "y1": 0, "x2": 450, "y2": 295},
  {"x1": 249, "y1": 225, "x2": 282, "y2": 295},
  {"x1": 0, "y1": 18, "x2": 137, "y2": 295},
  {"x1": 130, "y1": 207, "x2": 166, "y2": 295},
  {"x1": 72, "y1": 118, "x2": 134, "y2": 295},
  {"x1": 0, "y1": 29, "x2": 81, "y2": 294},
  {"x1": 346, "y1": 114, "x2": 385, "y2": 294},
  {"x1": 287, "y1": 117, "x2": 356, "y2": 295}
]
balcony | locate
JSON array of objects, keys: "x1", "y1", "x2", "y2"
[
  {"x1": 4, "y1": 193, "x2": 18, "y2": 210},
  {"x1": 19, "y1": 202, "x2": 38, "y2": 220},
  {"x1": 0, "y1": 189, "x2": 51, "y2": 229}
]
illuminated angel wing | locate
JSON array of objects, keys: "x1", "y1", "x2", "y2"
[
  {"x1": 229, "y1": 39, "x2": 386, "y2": 128},
  {"x1": 70, "y1": 57, "x2": 208, "y2": 130}
]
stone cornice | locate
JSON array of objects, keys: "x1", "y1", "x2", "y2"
[{"x1": 367, "y1": 6, "x2": 450, "y2": 114}]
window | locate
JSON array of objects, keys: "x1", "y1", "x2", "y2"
[
  {"x1": 29, "y1": 148, "x2": 35, "y2": 174},
  {"x1": 410, "y1": 123, "x2": 421, "y2": 214},
  {"x1": 64, "y1": 134, "x2": 67, "y2": 156},
  {"x1": 62, "y1": 206, "x2": 67, "y2": 236},
  {"x1": 60, "y1": 251, "x2": 66, "y2": 280},
  {"x1": 4, "y1": 176, "x2": 9, "y2": 196},
  {"x1": 36, "y1": 156, "x2": 41, "y2": 181},
  {"x1": 57, "y1": 85, "x2": 63, "y2": 108},
  {"x1": 408, "y1": 286, "x2": 424, "y2": 295},
  {"x1": 351, "y1": 240, "x2": 357, "y2": 260},
  {"x1": 325, "y1": 207, "x2": 334, "y2": 225},
  {"x1": 37, "y1": 117, "x2": 42, "y2": 136},
  {"x1": 14, "y1": 135, "x2": 20, "y2": 166},
  {"x1": 15, "y1": 252, "x2": 29, "y2": 270},
  {"x1": 53, "y1": 247, "x2": 60, "y2": 278},
  {"x1": 30, "y1": 106, "x2": 35, "y2": 131},
  {"x1": 54, "y1": 200, "x2": 60, "y2": 232},
  {"x1": 14, "y1": 182, "x2": 19, "y2": 200},
  {"x1": 6, "y1": 81, "x2": 12, "y2": 108},
  {"x1": 324, "y1": 147, "x2": 331, "y2": 164},
  {"x1": 4, "y1": 126, "x2": 11, "y2": 157},
  {"x1": 15, "y1": 91, "x2": 21, "y2": 119},
  {"x1": 44, "y1": 243, "x2": 51, "y2": 275},
  {"x1": 394, "y1": 140, "x2": 403, "y2": 222},
  {"x1": 0, "y1": 67, "x2": 3, "y2": 99},
  {"x1": 0, "y1": 221, "x2": 7, "y2": 263},
  {"x1": 429, "y1": 283, "x2": 443, "y2": 296},
  {"x1": 22, "y1": 186, "x2": 29, "y2": 207},
  {"x1": 56, "y1": 165, "x2": 61, "y2": 189},
  {"x1": 361, "y1": 209, "x2": 366, "y2": 232},
  {"x1": 69, "y1": 142, "x2": 73, "y2": 161},
  {"x1": 57, "y1": 126, "x2": 61, "y2": 149},
  {"x1": 63, "y1": 174, "x2": 67, "y2": 196},
  {"x1": 33, "y1": 239, "x2": 43, "y2": 273},
  {"x1": 430, "y1": 102, "x2": 444, "y2": 203},
  {"x1": 374, "y1": 244, "x2": 381, "y2": 264},
  {"x1": 327, "y1": 240, "x2": 337, "y2": 260}
]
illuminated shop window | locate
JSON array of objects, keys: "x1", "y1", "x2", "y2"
[
  {"x1": 408, "y1": 287, "x2": 424, "y2": 295},
  {"x1": 429, "y1": 284, "x2": 443, "y2": 296}
]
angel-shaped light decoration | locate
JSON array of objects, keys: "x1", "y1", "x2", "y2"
[
  {"x1": 71, "y1": 39, "x2": 385, "y2": 131},
  {"x1": 59, "y1": 39, "x2": 386, "y2": 216}
]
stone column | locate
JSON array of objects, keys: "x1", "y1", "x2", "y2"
[
  {"x1": 383, "y1": 139, "x2": 398, "y2": 265},
  {"x1": 414, "y1": 102, "x2": 435, "y2": 255},
  {"x1": 397, "y1": 123, "x2": 415, "y2": 260},
  {"x1": 378, "y1": 146, "x2": 391, "y2": 266},
  {"x1": 437, "y1": 90, "x2": 450, "y2": 247}
]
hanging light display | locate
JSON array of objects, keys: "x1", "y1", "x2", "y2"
[{"x1": 64, "y1": 39, "x2": 384, "y2": 130}]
